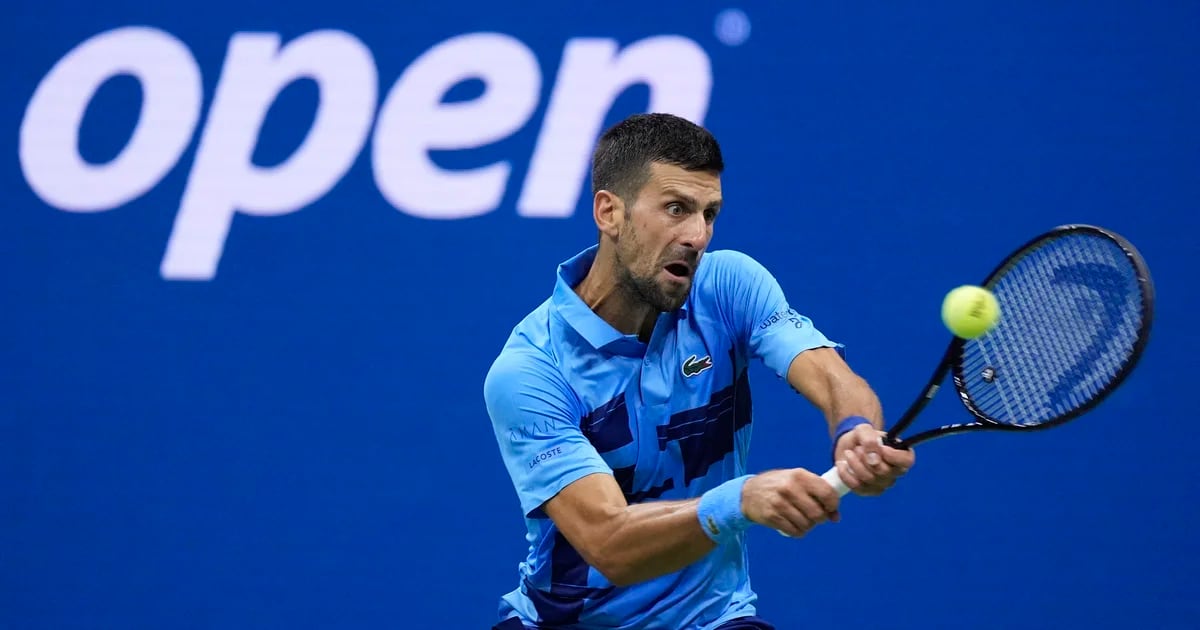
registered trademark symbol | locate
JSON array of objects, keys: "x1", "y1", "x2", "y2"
[{"x1": 714, "y1": 8, "x2": 751, "y2": 47}]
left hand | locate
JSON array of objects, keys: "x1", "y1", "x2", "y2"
[{"x1": 833, "y1": 424, "x2": 914, "y2": 496}]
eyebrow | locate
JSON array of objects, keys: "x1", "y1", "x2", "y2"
[{"x1": 664, "y1": 189, "x2": 722, "y2": 211}]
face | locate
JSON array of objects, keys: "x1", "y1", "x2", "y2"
[{"x1": 610, "y1": 162, "x2": 722, "y2": 312}]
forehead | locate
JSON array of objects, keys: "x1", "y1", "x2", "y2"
[{"x1": 643, "y1": 162, "x2": 721, "y2": 200}]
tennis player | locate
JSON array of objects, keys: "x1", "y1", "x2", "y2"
[{"x1": 484, "y1": 113, "x2": 914, "y2": 629}]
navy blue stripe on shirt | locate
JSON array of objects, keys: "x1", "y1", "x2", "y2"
[
  {"x1": 550, "y1": 531, "x2": 589, "y2": 586},
  {"x1": 612, "y1": 465, "x2": 675, "y2": 504},
  {"x1": 656, "y1": 367, "x2": 752, "y2": 485},
  {"x1": 627, "y1": 478, "x2": 675, "y2": 503},
  {"x1": 715, "y1": 616, "x2": 777, "y2": 629},
  {"x1": 732, "y1": 358, "x2": 753, "y2": 443},
  {"x1": 528, "y1": 532, "x2": 614, "y2": 625},
  {"x1": 612, "y1": 465, "x2": 635, "y2": 493},
  {"x1": 531, "y1": 532, "x2": 588, "y2": 625},
  {"x1": 526, "y1": 586, "x2": 584, "y2": 626},
  {"x1": 581, "y1": 393, "x2": 633, "y2": 453}
]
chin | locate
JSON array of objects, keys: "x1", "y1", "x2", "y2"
[{"x1": 657, "y1": 284, "x2": 690, "y2": 311}]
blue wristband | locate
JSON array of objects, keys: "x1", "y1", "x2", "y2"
[
  {"x1": 831, "y1": 415, "x2": 872, "y2": 462},
  {"x1": 697, "y1": 475, "x2": 754, "y2": 546}
]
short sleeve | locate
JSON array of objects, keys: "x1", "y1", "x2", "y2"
[
  {"x1": 484, "y1": 349, "x2": 613, "y2": 517},
  {"x1": 707, "y1": 250, "x2": 840, "y2": 378}
]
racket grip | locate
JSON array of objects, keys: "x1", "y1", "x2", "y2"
[{"x1": 821, "y1": 466, "x2": 851, "y2": 497}]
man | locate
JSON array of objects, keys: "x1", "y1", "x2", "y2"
[{"x1": 484, "y1": 113, "x2": 914, "y2": 629}]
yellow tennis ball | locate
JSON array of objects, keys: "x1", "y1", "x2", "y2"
[{"x1": 941, "y1": 285, "x2": 1000, "y2": 339}]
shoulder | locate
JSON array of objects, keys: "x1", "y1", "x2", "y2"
[
  {"x1": 487, "y1": 301, "x2": 555, "y2": 383},
  {"x1": 695, "y1": 249, "x2": 773, "y2": 286},
  {"x1": 486, "y1": 343, "x2": 558, "y2": 392},
  {"x1": 484, "y1": 301, "x2": 577, "y2": 408},
  {"x1": 691, "y1": 249, "x2": 778, "y2": 306}
]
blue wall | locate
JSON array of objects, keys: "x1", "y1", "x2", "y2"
[{"x1": 4, "y1": 1, "x2": 1198, "y2": 628}]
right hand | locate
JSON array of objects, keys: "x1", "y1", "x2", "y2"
[{"x1": 741, "y1": 468, "x2": 841, "y2": 538}]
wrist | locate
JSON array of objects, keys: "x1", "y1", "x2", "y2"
[
  {"x1": 697, "y1": 475, "x2": 754, "y2": 546},
  {"x1": 831, "y1": 415, "x2": 872, "y2": 461}
]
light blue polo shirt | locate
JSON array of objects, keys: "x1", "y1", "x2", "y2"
[{"x1": 484, "y1": 245, "x2": 838, "y2": 630}]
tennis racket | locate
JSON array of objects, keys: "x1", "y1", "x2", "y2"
[{"x1": 820, "y1": 224, "x2": 1155, "y2": 496}]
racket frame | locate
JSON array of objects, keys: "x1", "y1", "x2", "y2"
[{"x1": 885, "y1": 224, "x2": 1155, "y2": 449}]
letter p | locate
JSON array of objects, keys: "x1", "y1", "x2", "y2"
[{"x1": 160, "y1": 31, "x2": 376, "y2": 280}]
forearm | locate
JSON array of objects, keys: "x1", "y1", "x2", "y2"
[
  {"x1": 785, "y1": 347, "x2": 883, "y2": 435},
  {"x1": 820, "y1": 370, "x2": 883, "y2": 435},
  {"x1": 592, "y1": 498, "x2": 715, "y2": 586},
  {"x1": 544, "y1": 472, "x2": 720, "y2": 587}
]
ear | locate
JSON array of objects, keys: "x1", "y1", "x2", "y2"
[{"x1": 593, "y1": 190, "x2": 624, "y2": 239}]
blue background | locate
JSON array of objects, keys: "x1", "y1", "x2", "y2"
[{"x1": 3, "y1": 1, "x2": 1198, "y2": 628}]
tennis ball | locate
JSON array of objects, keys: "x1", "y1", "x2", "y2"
[{"x1": 941, "y1": 285, "x2": 1000, "y2": 339}]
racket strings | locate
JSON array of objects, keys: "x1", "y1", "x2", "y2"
[
  {"x1": 964, "y1": 246, "x2": 1071, "y2": 422},
  {"x1": 958, "y1": 232, "x2": 1146, "y2": 426}
]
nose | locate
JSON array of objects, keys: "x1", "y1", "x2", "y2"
[{"x1": 678, "y1": 212, "x2": 711, "y2": 251}]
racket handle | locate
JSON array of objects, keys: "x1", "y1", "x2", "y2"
[{"x1": 821, "y1": 466, "x2": 851, "y2": 497}]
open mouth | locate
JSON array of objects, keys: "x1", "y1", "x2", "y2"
[{"x1": 664, "y1": 262, "x2": 692, "y2": 279}]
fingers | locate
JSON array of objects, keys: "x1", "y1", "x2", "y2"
[
  {"x1": 770, "y1": 498, "x2": 817, "y2": 538},
  {"x1": 873, "y1": 439, "x2": 915, "y2": 485},
  {"x1": 858, "y1": 443, "x2": 893, "y2": 485},
  {"x1": 840, "y1": 444, "x2": 890, "y2": 492},
  {"x1": 835, "y1": 457, "x2": 858, "y2": 491},
  {"x1": 835, "y1": 425, "x2": 916, "y2": 496},
  {"x1": 840, "y1": 447, "x2": 894, "y2": 495},
  {"x1": 742, "y1": 469, "x2": 842, "y2": 539},
  {"x1": 851, "y1": 426, "x2": 891, "y2": 473},
  {"x1": 791, "y1": 487, "x2": 836, "y2": 525},
  {"x1": 880, "y1": 443, "x2": 916, "y2": 470},
  {"x1": 779, "y1": 480, "x2": 841, "y2": 537},
  {"x1": 753, "y1": 485, "x2": 820, "y2": 538},
  {"x1": 807, "y1": 476, "x2": 841, "y2": 517}
]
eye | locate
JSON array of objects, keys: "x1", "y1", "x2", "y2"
[
  {"x1": 704, "y1": 208, "x2": 718, "y2": 223},
  {"x1": 666, "y1": 203, "x2": 685, "y2": 217}
]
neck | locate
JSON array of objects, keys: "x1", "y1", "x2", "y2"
[{"x1": 574, "y1": 246, "x2": 659, "y2": 341}]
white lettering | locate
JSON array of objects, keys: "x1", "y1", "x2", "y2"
[
  {"x1": 161, "y1": 30, "x2": 377, "y2": 280},
  {"x1": 517, "y1": 36, "x2": 712, "y2": 218},
  {"x1": 372, "y1": 33, "x2": 540, "y2": 219},
  {"x1": 20, "y1": 27, "x2": 717, "y2": 280},
  {"x1": 19, "y1": 27, "x2": 201, "y2": 212}
]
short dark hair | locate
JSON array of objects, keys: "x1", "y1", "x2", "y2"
[{"x1": 590, "y1": 113, "x2": 724, "y2": 203}]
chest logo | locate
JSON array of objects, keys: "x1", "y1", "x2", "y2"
[{"x1": 681, "y1": 354, "x2": 713, "y2": 378}]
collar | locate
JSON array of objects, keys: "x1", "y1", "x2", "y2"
[{"x1": 551, "y1": 245, "x2": 688, "y2": 356}]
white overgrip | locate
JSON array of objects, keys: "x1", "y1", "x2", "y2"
[{"x1": 821, "y1": 465, "x2": 851, "y2": 497}]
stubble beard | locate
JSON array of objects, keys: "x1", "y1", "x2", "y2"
[{"x1": 614, "y1": 230, "x2": 689, "y2": 313}]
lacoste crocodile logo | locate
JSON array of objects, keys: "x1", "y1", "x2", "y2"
[{"x1": 681, "y1": 354, "x2": 713, "y2": 378}]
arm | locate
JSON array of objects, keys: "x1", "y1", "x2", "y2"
[
  {"x1": 544, "y1": 468, "x2": 840, "y2": 586},
  {"x1": 540, "y1": 473, "x2": 713, "y2": 586},
  {"x1": 785, "y1": 346, "x2": 883, "y2": 434},
  {"x1": 484, "y1": 350, "x2": 711, "y2": 586},
  {"x1": 786, "y1": 344, "x2": 914, "y2": 496}
]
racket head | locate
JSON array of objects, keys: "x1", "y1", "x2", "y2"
[{"x1": 946, "y1": 224, "x2": 1154, "y2": 436}]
